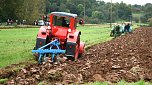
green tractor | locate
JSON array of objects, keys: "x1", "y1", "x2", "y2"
[
  {"x1": 110, "y1": 24, "x2": 122, "y2": 38},
  {"x1": 110, "y1": 23, "x2": 132, "y2": 38}
]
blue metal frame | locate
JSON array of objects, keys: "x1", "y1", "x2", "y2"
[{"x1": 32, "y1": 39, "x2": 65, "y2": 64}]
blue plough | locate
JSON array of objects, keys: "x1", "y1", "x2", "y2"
[{"x1": 32, "y1": 39, "x2": 66, "y2": 64}]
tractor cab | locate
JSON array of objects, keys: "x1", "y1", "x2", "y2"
[{"x1": 49, "y1": 12, "x2": 78, "y2": 41}]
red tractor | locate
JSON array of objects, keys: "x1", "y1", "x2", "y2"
[{"x1": 33, "y1": 12, "x2": 85, "y2": 63}]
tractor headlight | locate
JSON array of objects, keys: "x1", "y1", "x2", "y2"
[
  {"x1": 68, "y1": 29, "x2": 71, "y2": 32},
  {"x1": 48, "y1": 26, "x2": 51, "y2": 29}
]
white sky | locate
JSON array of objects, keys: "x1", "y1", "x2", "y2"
[{"x1": 100, "y1": 0, "x2": 152, "y2": 5}]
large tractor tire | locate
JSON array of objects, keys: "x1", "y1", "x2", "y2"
[
  {"x1": 34, "y1": 36, "x2": 50, "y2": 62},
  {"x1": 74, "y1": 35, "x2": 80, "y2": 60},
  {"x1": 74, "y1": 41, "x2": 80, "y2": 60},
  {"x1": 110, "y1": 30, "x2": 114, "y2": 37},
  {"x1": 78, "y1": 41, "x2": 85, "y2": 58},
  {"x1": 66, "y1": 35, "x2": 80, "y2": 61}
]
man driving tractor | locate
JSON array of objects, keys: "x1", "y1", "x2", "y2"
[{"x1": 110, "y1": 24, "x2": 121, "y2": 38}]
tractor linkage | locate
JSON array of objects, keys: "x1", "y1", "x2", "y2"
[{"x1": 32, "y1": 39, "x2": 65, "y2": 64}]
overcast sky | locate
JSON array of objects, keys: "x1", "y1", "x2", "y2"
[{"x1": 100, "y1": 0, "x2": 152, "y2": 5}]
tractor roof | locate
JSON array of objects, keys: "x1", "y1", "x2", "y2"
[{"x1": 51, "y1": 12, "x2": 77, "y2": 18}]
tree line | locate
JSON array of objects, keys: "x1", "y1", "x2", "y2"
[
  {"x1": 0, "y1": 0, "x2": 152, "y2": 24},
  {"x1": 0, "y1": 0, "x2": 46, "y2": 24}
]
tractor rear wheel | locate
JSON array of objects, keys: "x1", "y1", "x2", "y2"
[
  {"x1": 74, "y1": 35, "x2": 80, "y2": 60},
  {"x1": 67, "y1": 43, "x2": 79, "y2": 61},
  {"x1": 34, "y1": 36, "x2": 50, "y2": 63},
  {"x1": 74, "y1": 43, "x2": 79, "y2": 60},
  {"x1": 66, "y1": 43, "x2": 79, "y2": 61},
  {"x1": 66, "y1": 35, "x2": 80, "y2": 61}
]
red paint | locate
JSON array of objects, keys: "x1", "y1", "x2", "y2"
[
  {"x1": 67, "y1": 31, "x2": 79, "y2": 43},
  {"x1": 39, "y1": 42, "x2": 42, "y2": 45},
  {"x1": 79, "y1": 41, "x2": 85, "y2": 53}
]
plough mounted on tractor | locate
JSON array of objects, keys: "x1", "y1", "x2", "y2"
[{"x1": 32, "y1": 12, "x2": 85, "y2": 64}]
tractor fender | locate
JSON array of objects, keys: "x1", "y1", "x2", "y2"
[
  {"x1": 65, "y1": 31, "x2": 81, "y2": 57},
  {"x1": 79, "y1": 41, "x2": 85, "y2": 53},
  {"x1": 36, "y1": 26, "x2": 50, "y2": 49},
  {"x1": 67, "y1": 31, "x2": 80, "y2": 43},
  {"x1": 37, "y1": 26, "x2": 49, "y2": 39}
]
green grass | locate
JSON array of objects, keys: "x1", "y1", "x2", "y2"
[
  {"x1": 0, "y1": 28, "x2": 38, "y2": 67},
  {"x1": 0, "y1": 78, "x2": 8, "y2": 84},
  {"x1": 78, "y1": 25, "x2": 112, "y2": 47}
]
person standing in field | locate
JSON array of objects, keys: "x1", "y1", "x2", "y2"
[
  {"x1": 124, "y1": 23, "x2": 128, "y2": 32},
  {"x1": 124, "y1": 23, "x2": 132, "y2": 33},
  {"x1": 120, "y1": 23, "x2": 125, "y2": 33}
]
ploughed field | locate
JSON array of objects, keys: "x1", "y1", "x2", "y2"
[{"x1": 1, "y1": 27, "x2": 152, "y2": 84}]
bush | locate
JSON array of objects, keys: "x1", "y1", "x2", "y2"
[
  {"x1": 148, "y1": 18, "x2": 152, "y2": 26},
  {"x1": 90, "y1": 18, "x2": 100, "y2": 24}
]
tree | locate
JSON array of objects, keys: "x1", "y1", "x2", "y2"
[
  {"x1": 77, "y1": 4, "x2": 84, "y2": 16},
  {"x1": 59, "y1": 3, "x2": 69, "y2": 12},
  {"x1": 117, "y1": 2, "x2": 132, "y2": 21},
  {"x1": 143, "y1": 3, "x2": 152, "y2": 22},
  {"x1": 0, "y1": 0, "x2": 18, "y2": 21},
  {"x1": 92, "y1": 11, "x2": 103, "y2": 20},
  {"x1": 15, "y1": 0, "x2": 46, "y2": 24},
  {"x1": 0, "y1": 0, "x2": 150, "y2": 24}
]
